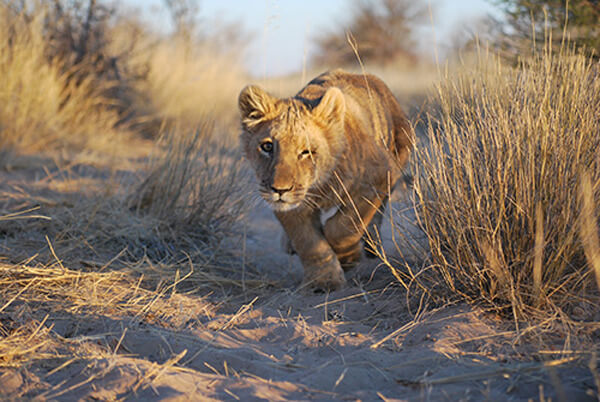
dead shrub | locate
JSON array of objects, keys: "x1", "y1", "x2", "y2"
[{"x1": 130, "y1": 123, "x2": 249, "y2": 261}]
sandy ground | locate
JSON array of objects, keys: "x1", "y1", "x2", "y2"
[{"x1": 0, "y1": 158, "x2": 597, "y2": 401}]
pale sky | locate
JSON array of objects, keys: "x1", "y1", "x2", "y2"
[{"x1": 125, "y1": 0, "x2": 500, "y2": 76}]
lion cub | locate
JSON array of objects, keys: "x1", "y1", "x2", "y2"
[{"x1": 239, "y1": 70, "x2": 413, "y2": 290}]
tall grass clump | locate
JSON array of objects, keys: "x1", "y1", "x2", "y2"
[
  {"x1": 125, "y1": 37, "x2": 246, "y2": 134},
  {"x1": 414, "y1": 43, "x2": 600, "y2": 323},
  {"x1": 108, "y1": 7, "x2": 248, "y2": 137},
  {"x1": 0, "y1": 1, "x2": 248, "y2": 152},
  {"x1": 0, "y1": 4, "x2": 121, "y2": 152},
  {"x1": 130, "y1": 123, "x2": 249, "y2": 260}
]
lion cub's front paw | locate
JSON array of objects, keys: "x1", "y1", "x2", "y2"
[{"x1": 303, "y1": 259, "x2": 346, "y2": 291}]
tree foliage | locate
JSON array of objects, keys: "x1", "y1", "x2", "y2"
[
  {"x1": 312, "y1": 0, "x2": 428, "y2": 67},
  {"x1": 493, "y1": 0, "x2": 600, "y2": 56}
]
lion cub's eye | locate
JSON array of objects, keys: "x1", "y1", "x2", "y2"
[
  {"x1": 259, "y1": 141, "x2": 273, "y2": 154},
  {"x1": 298, "y1": 149, "x2": 315, "y2": 160}
]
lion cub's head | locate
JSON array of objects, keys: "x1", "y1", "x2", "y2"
[{"x1": 238, "y1": 85, "x2": 346, "y2": 211}]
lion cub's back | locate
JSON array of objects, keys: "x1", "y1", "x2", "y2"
[{"x1": 297, "y1": 69, "x2": 413, "y2": 168}]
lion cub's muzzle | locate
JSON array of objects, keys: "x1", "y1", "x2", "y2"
[
  {"x1": 271, "y1": 184, "x2": 293, "y2": 196},
  {"x1": 260, "y1": 183, "x2": 303, "y2": 211}
]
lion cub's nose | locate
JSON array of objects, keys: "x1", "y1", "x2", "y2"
[{"x1": 271, "y1": 185, "x2": 293, "y2": 195}]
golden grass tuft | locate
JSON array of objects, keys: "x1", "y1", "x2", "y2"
[
  {"x1": 0, "y1": 2, "x2": 247, "y2": 154},
  {"x1": 131, "y1": 123, "x2": 249, "y2": 247},
  {"x1": 412, "y1": 42, "x2": 600, "y2": 323},
  {"x1": 0, "y1": 5, "x2": 122, "y2": 152},
  {"x1": 109, "y1": 20, "x2": 247, "y2": 136}
]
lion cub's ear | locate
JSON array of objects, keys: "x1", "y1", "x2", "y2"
[
  {"x1": 238, "y1": 85, "x2": 276, "y2": 129},
  {"x1": 313, "y1": 87, "x2": 346, "y2": 126}
]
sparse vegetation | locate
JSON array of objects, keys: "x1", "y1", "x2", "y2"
[
  {"x1": 0, "y1": 0, "x2": 246, "y2": 152},
  {"x1": 0, "y1": 3, "x2": 122, "y2": 151},
  {"x1": 0, "y1": 0, "x2": 598, "y2": 399},
  {"x1": 120, "y1": 33, "x2": 246, "y2": 134},
  {"x1": 0, "y1": 0, "x2": 251, "y2": 270},
  {"x1": 0, "y1": 0, "x2": 259, "y2": 389},
  {"x1": 412, "y1": 42, "x2": 600, "y2": 326},
  {"x1": 130, "y1": 123, "x2": 250, "y2": 262}
]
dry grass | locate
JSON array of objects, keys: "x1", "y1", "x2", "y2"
[
  {"x1": 127, "y1": 122, "x2": 257, "y2": 286},
  {"x1": 0, "y1": 2, "x2": 247, "y2": 155},
  {"x1": 580, "y1": 172, "x2": 600, "y2": 293},
  {"x1": 411, "y1": 42, "x2": 600, "y2": 326},
  {"x1": 0, "y1": 137, "x2": 260, "y2": 294},
  {"x1": 0, "y1": 260, "x2": 217, "y2": 374},
  {"x1": 0, "y1": 5, "x2": 122, "y2": 152},
  {"x1": 0, "y1": 131, "x2": 267, "y2": 393},
  {"x1": 0, "y1": 0, "x2": 254, "y2": 287},
  {"x1": 117, "y1": 33, "x2": 247, "y2": 134},
  {"x1": 1, "y1": 1, "x2": 598, "y2": 398},
  {"x1": 132, "y1": 123, "x2": 247, "y2": 229}
]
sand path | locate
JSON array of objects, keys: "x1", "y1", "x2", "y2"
[{"x1": 0, "y1": 163, "x2": 592, "y2": 401}]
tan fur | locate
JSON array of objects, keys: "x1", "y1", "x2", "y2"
[{"x1": 239, "y1": 70, "x2": 413, "y2": 290}]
